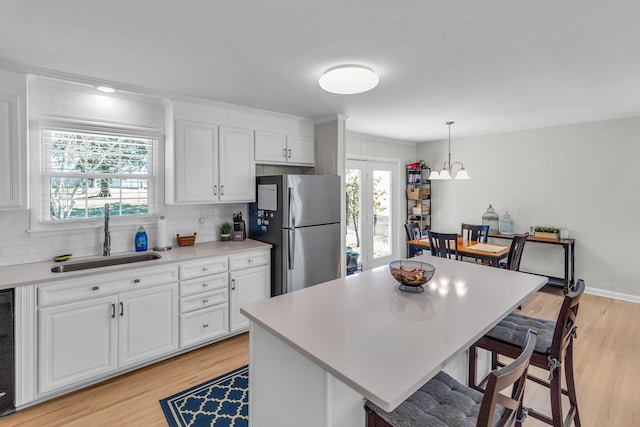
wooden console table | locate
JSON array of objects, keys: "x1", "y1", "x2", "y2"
[{"x1": 488, "y1": 232, "x2": 575, "y2": 292}]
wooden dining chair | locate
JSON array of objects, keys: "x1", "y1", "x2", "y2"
[
  {"x1": 404, "y1": 223, "x2": 422, "y2": 257},
  {"x1": 468, "y1": 279, "x2": 585, "y2": 427},
  {"x1": 403, "y1": 223, "x2": 420, "y2": 240},
  {"x1": 460, "y1": 223, "x2": 490, "y2": 263},
  {"x1": 365, "y1": 330, "x2": 538, "y2": 427},
  {"x1": 461, "y1": 223, "x2": 489, "y2": 243},
  {"x1": 500, "y1": 233, "x2": 529, "y2": 271},
  {"x1": 427, "y1": 230, "x2": 459, "y2": 260}
]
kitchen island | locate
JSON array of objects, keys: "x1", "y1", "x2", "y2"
[{"x1": 240, "y1": 253, "x2": 547, "y2": 426}]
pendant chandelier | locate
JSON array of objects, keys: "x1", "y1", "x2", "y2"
[{"x1": 428, "y1": 121, "x2": 469, "y2": 180}]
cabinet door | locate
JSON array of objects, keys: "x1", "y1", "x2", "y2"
[
  {"x1": 287, "y1": 135, "x2": 315, "y2": 166},
  {"x1": 118, "y1": 284, "x2": 179, "y2": 369},
  {"x1": 218, "y1": 126, "x2": 255, "y2": 202},
  {"x1": 0, "y1": 94, "x2": 21, "y2": 208},
  {"x1": 229, "y1": 266, "x2": 270, "y2": 333},
  {"x1": 255, "y1": 130, "x2": 287, "y2": 164},
  {"x1": 38, "y1": 295, "x2": 118, "y2": 394},
  {"x1": 175, "y1": 120, "x2": 219, "y2": 202}
]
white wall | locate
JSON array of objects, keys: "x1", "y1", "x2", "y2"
[{"x1": 417, "y1": 116, "x2": 640, "y2": 300}]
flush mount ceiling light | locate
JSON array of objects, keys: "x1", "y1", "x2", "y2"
[
  {"x1": 428, "y1": 121, "x2": 470, "y2": 180},
  {"x1": 96, "y1": 86, "x2": 116, "y2": 93},
  {"x1": 319, "y1": 65, "x2": 379, "y2": 95}
]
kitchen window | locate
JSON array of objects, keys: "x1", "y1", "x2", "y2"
[{"x1": 40, "y1": 124, "x2": 157, "y2": 222}]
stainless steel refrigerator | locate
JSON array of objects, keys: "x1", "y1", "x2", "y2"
[{"x1": 249, "y1": 175, "x2": 341, "y2": 296}]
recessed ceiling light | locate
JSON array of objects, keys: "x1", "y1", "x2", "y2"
[
  {"x1": 96, "y1": 86, "x2": 116, "y2": 93},
  {"x1": 319, "y1": 65, "x2": 379, "y2": 95}
]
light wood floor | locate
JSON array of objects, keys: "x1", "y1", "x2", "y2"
[{"x1": 1, "y1": 288, "x2": 638, "y2": 426}]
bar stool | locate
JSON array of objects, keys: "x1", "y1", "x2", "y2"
[
  {"x1": 365, "y1": 331, "x2": 537, "y2": 427},
  {"x1": 469, "y1": 279, "x2": 585, "y2": 427}
]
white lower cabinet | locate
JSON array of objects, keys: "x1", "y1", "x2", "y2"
[
  {"x1": 178, "y1": 270, "x2": 229, "y2": 349},
  {"x1": 38, "y1": 295, "x2": 118, "y2": 394},
  {"x1": 37, "y1": 267, "x2": 179, "y2": 396},
  {"x1": 229, "y1": 253, "x2": 270, "y2": 333},
  {"x1": 180, "y1": 304, "x2": 229, "y2": 349},
  {"x1": 34, "y1": 248, "x2": 270, "y2": 400},
  {"x1": 118, "y1": 285, "x2": 179, "y2": 369}
]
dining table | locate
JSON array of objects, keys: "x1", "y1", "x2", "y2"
[
  {"x1": 408, "y1": 238, "x2": 510, "y2": 267},
  {"x1": 240, "y1": 253, "x2": 548, "y2": 427}
]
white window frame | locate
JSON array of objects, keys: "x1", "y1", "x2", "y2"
[{"x1": 29, "y1": 118, "x2": 160, "y2": 231}]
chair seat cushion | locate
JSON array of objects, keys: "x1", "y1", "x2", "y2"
[
  {"x1": 365, "y1": 371, "x2": 505, "y2": 427},
  {"x1": 485, "y1": 313, "x2": 555, "y2": 355}
]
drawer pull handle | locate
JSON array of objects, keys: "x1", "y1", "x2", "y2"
[
  {"x1": 247, "y1": 259, "x2": 253, "y2": 264},
  {"x1": 203, "y1": 323, "x2": 209, "y2": 328},
  {"x1": 232, "y1": 278, "x2": 236, "y2": 290},
  {"x1": 119, "y1": 301, "x2": 124, "y2": 317},
  {"x1": 92, "y1": 286, "x2": 100, "y2": 291},
  {"x1": 111, "y1": 303, "x2": 116, "y2": 318},
  {"x1": 202, "y1": 299, "x2": 209, "y2": 303},
  {"x1": 202, "y1": 283, "x2": 209, "y2": 288},
  {"x1": 202, "y1": 267, "x2": 209, "y2": 272},
  {"x1": 133, "y1": 279, "x2": 141, "y2": 284}
]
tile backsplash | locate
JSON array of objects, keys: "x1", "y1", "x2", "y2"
[{"x1": 0, "y1": 204, "x2": 247, "y2": 267}]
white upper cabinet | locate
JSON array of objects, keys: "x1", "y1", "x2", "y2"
[
  {"x1": 219, "y1": 126, "x2": 255, "y2": 202},
  {"x1": 170, "y1": 121, "x2": 254, "y2": 204},
  {"x1": 0, "y1": 70, "x2": 26, "y2": 209},
  {"x1": 286, "y1": 135, "x2": 315, "y2": 165},
  {"x1": 165, "y1": 100, "x2": 314, "y2": 203},
  {"x1": 255, "y1": 131, "x2": 314, "y2": 166},
  {"x1": 174, "y1": 120, "x2": 219, "y2": 203},
  {"x1": 254, "y1": 131, "x2": 286, "y2": 163}
]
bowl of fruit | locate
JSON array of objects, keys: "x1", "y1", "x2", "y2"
[{"x1": 389, "y1": 260, "x2": 436, "y2": 292}]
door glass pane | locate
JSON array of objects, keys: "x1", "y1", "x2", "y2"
[
  {"x1": 345, "y1": 168, "x2": 361, "y2": 272},
  {"x1": 372, "y1": 170, "x2": 391, "y2": 259}
]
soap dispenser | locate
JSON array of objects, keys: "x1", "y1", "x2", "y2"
[{"x1": 135, "y1": 225, "x2": 148, "y2": 252}]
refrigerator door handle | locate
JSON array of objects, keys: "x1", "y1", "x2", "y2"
[
  {"x1": 288, "y1": 186, "x2": 295, "y2": 228},
  {"x1": 288, "y1": 229, "x2": 295, "y2": 269}
]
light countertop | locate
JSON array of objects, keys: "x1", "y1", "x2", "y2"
[
  {"x1": 241, "y1": 253, "x2": 547, "y2": 412},
  {"x1": 0, "y1": 239, "x2": 271, "y2": 290}
]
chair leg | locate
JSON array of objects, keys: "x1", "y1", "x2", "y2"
[
  {"x1": 549, "y1": 365, "x2": 564, "y2": 427},
  {"x1": 565, "y1": 344, "x2": 581, "y2": 426},
  {"x1": 491, "y1": 350, "x2": 499, "y2": 370},
  {"x1": 468, "y1": 344, "x2": 477, "y2": 389}
]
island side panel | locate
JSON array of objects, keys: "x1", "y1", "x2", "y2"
[{"x1": 249, "y1": 322, "x2": 364, "y2": 427}]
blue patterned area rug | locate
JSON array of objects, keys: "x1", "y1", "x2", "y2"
[{"x1": 160, "y1": 365, "x2": 249, "y2": 427}]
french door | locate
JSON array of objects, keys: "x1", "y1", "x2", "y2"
[{"x1": 345, "y1": 159, "x2": 397, "y2": 271}]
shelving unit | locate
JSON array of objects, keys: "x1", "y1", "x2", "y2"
[{"x1": 406, "y1": 166, "x2": 431, "y2": 237}]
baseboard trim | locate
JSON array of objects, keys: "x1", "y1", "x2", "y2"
[{"x1": 585, "y1": 286, "x2": 640, "y2": 304}]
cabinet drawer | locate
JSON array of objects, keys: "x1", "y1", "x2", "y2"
[
  {"x1": 38, "y1": 264, "x2": 178, "y2": 307},
  {"x1": 229, "y1": 250, "x2": 269, "y2": 271},
  {"x1": 179, "y1": 257, "x2": 227, "y2": 280},
  {"x1": 179, "y1": 273, "x2": 227, "y2": 297},
  {"x1": 180, "y1": 288, "x2": 227, "y2": 313},
  {"x1": 180, "y1": 304, "x2": 228, "y2": 348}
]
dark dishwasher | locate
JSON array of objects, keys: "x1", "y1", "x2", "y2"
[{"x1": 0, "y1": 289, "x2": 14, "y2": 416}]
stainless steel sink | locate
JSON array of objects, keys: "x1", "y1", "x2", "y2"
[{"x1": 51, "y1": 253, "x2": 162, "y2": 273}]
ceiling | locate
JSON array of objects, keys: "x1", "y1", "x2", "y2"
[{"x1": 1, "y1": 1, "x2": 639, "y2": 142}]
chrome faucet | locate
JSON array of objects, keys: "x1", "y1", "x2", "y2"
[{"x1": 103, "y1": 203, "x2": 111, "y2": 256}]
